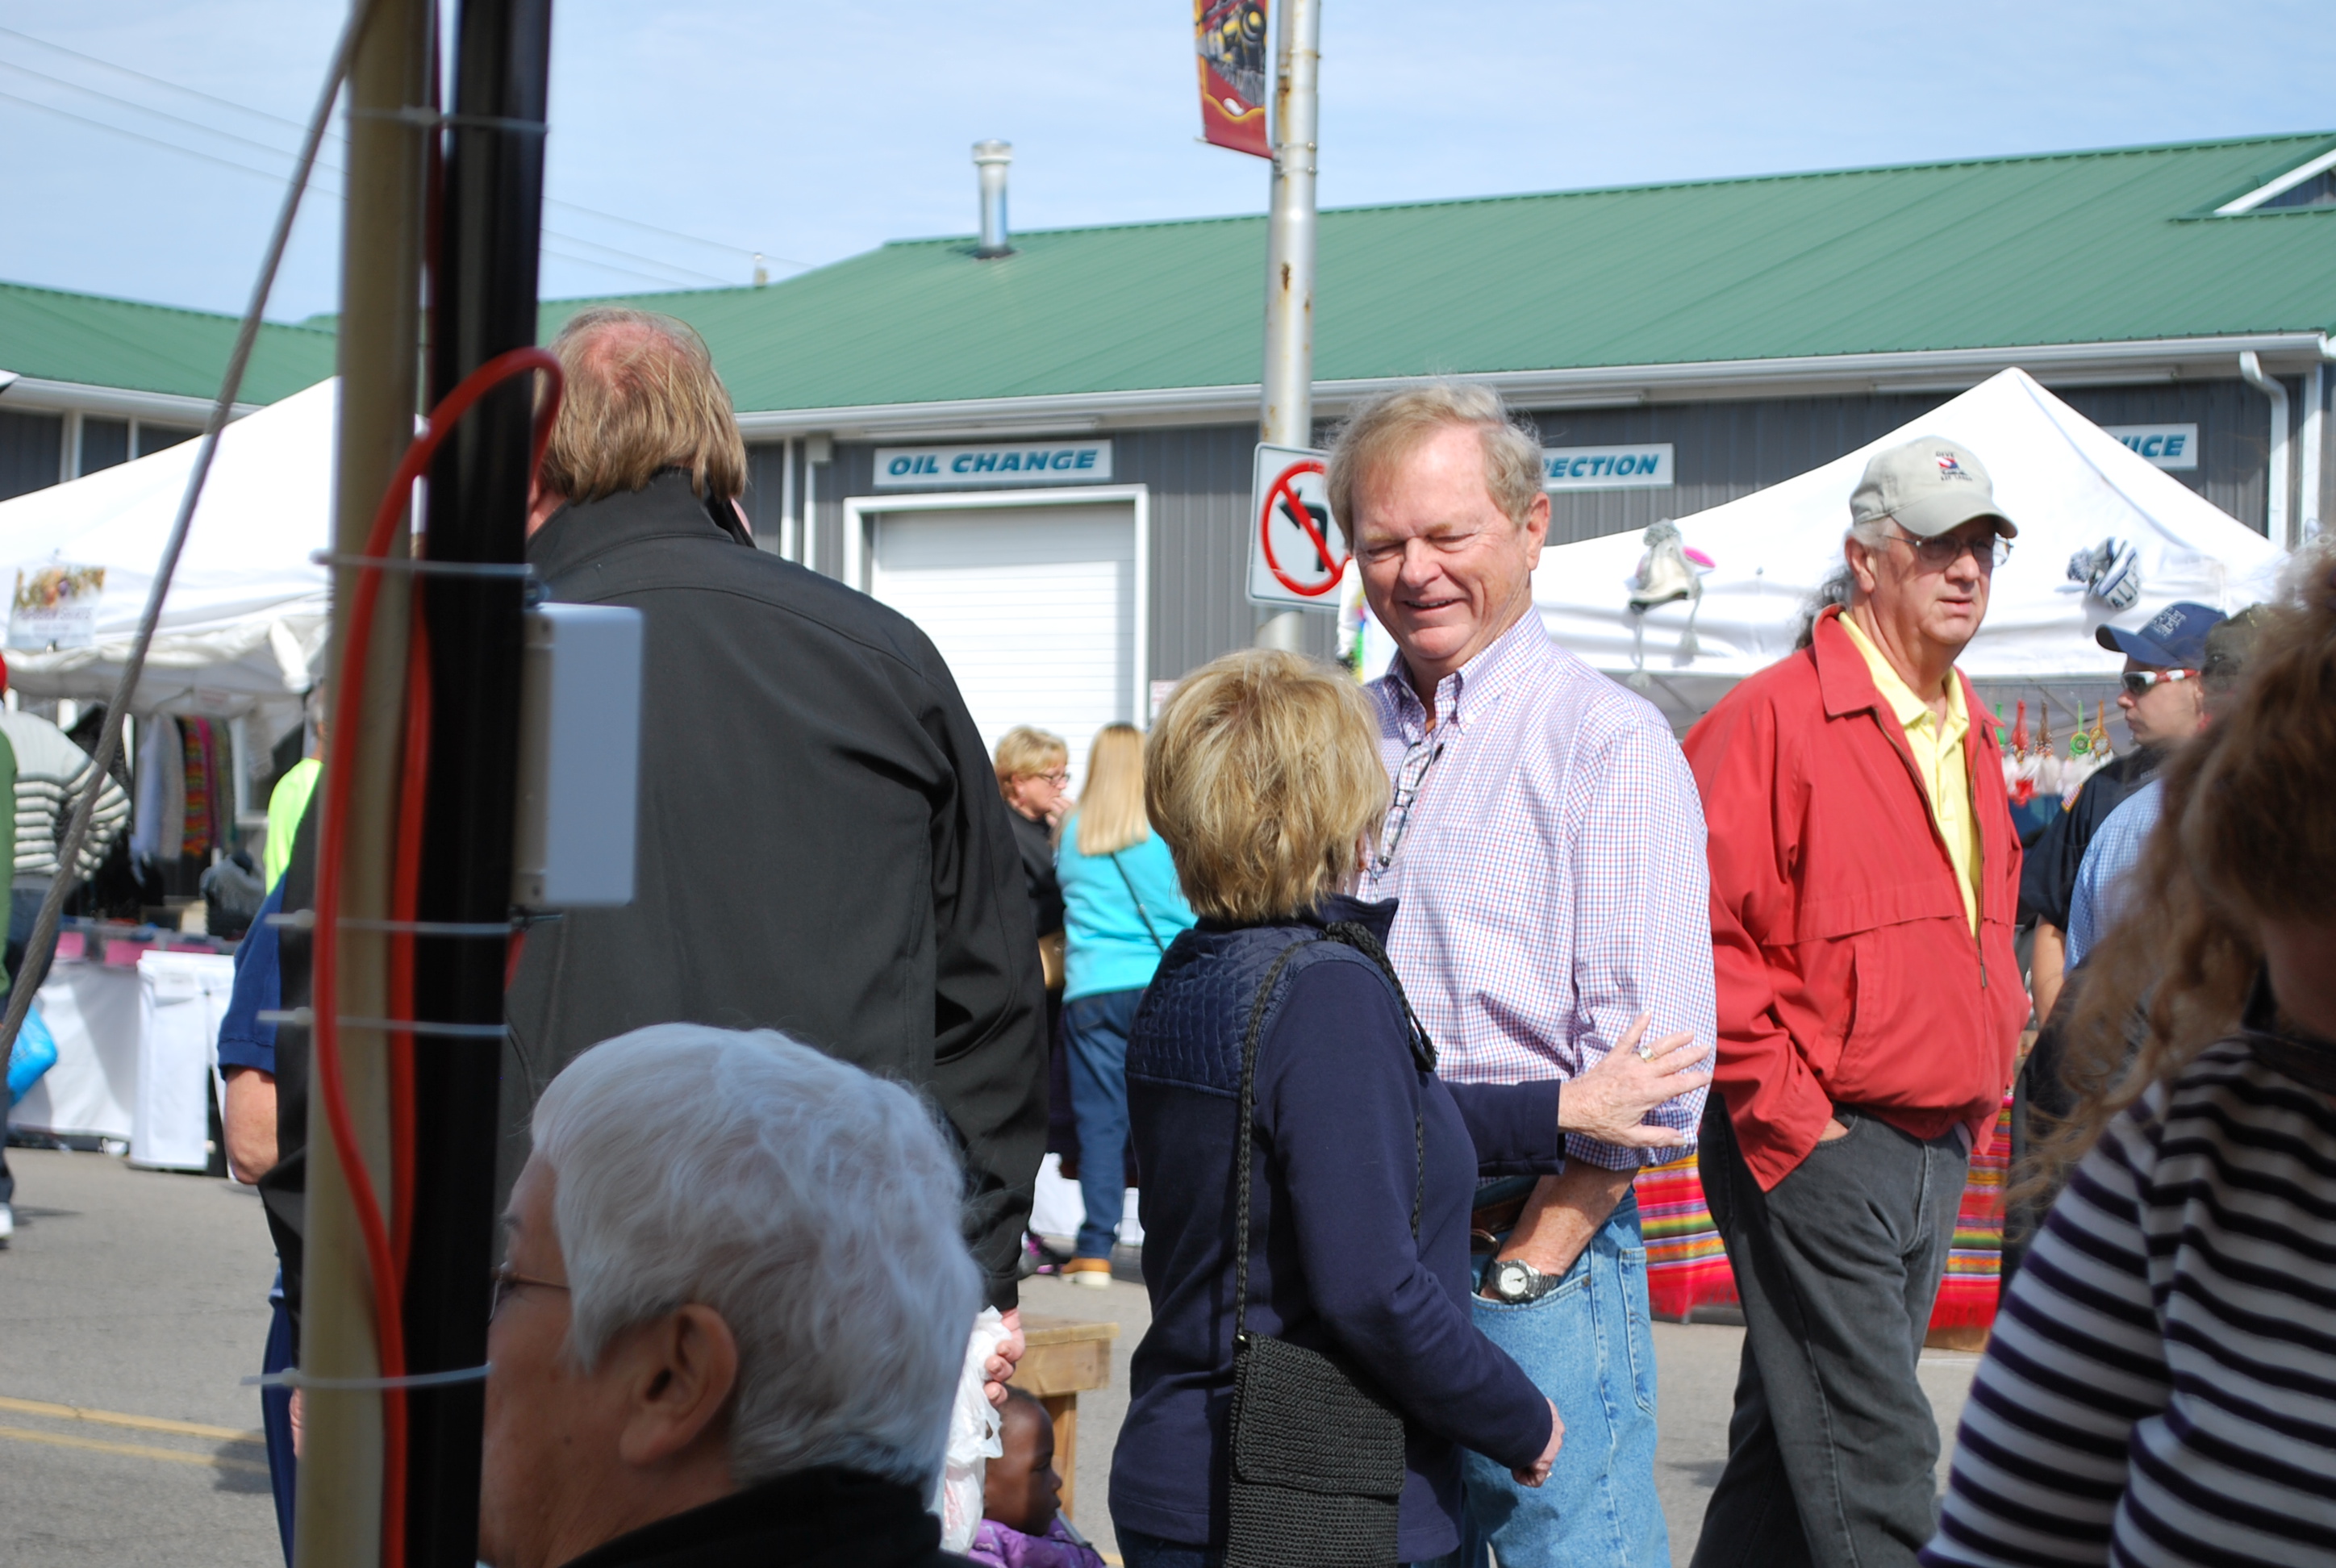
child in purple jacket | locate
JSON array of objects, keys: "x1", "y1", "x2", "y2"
[{"x1": 966, "y1": 1390, "x2": 1105, "y2": 1568}]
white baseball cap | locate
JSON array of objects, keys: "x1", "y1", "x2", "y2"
[{"x1": 1849, "y1": 436, "x2": 2017, "y2": 539}]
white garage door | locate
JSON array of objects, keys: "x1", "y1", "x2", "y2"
[{"x1": 868, "y1": 503, "x2": 1136, "y2": 790}]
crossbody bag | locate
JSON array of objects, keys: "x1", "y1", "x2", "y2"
[
  {"x1": 1108, "y1": 850, "x2": 1169, "y2": 955},
  {"x1": 1224, "y1": 920, "x2": 1437, "y2": 1568}
]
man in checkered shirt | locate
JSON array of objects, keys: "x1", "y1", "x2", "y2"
[{"x1": 1333, "y1": 382, "x2": 1717, "y2": 1568}]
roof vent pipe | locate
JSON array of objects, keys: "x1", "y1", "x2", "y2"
[{"x1": 974, "y1": 140, "x2": 1013, "y2": 257}]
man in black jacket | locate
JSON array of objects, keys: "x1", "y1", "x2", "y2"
[{"x1": 507, "y1": 306, "x2": 1046, "y2": 1318}]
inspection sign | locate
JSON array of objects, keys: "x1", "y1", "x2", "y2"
[{"x1": 1248, "y1": 444, "x2": 1349, "y2": 607}]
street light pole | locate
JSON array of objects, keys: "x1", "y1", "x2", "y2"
[{"x1": 1260, "y1": 0, "x2": 1320, "y2": 450}]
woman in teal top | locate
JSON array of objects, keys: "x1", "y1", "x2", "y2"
[{"x1": 1055, "y1": 723, "x2": 1196, "y2": 1284}]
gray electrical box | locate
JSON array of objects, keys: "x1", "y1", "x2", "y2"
[{"x1": 511, "y1": 602, "x2": 644, "y2": 908}]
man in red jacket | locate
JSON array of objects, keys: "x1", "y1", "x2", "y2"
[{"x1": 1683, "y1": 437, "x2": 2029, "y2": 1568}]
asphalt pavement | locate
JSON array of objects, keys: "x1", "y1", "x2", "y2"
[
  {"x1": 1, "y1": 1145, "x2": 280, "y2": 1568},
  {"x1": 1025, "y1": 1263, "x2": 1977, "y2": 1566},
  {"x1": 0, "y1": 1150, "x2": 1977, "y2": 1568}
]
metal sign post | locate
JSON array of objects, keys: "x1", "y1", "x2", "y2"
[
  {"x1": 1247, "y1": 442, "x2": 1349, "y2": 607},
  {"x1": 1259, "y1": 0, "x2": 1320, "y2": 450}
]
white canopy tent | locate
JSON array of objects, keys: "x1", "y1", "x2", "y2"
[
  {"x1": 1516, "y1": 369, "x2": 2288, "y2": 731},
  {"x1": 0, "y1": 377, "x2": 336, "y2": 720}
]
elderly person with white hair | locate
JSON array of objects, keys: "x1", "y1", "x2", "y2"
[
  {"x1": 478, "y1": 1024, "x2": 981, "y2": 1568},
  {"x1": 1683, "y1": 438, "x2": 2028, "y2": 1568}
]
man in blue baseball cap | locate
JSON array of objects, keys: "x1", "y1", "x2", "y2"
[
  {"x1": 2021, "y1": 600, "x2": 2225, "y2": 1024},
  {"x1": 2002, "y1": 601, "x2": 2246, "y2": 1293}
]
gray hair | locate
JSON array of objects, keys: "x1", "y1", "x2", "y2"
[
  {"x1": 1796, "y1": 559, "x2": 1859, "y2": 649},
  {"x1": 532, "y1": 1024, "x2": 979, "y2": 1489},
  {"x1": 1794, "y1": 515, "x2": 1896, "y2": 647},
  {"x1": 1326, "y1": 380, "x2": 1545, "y2": 529}
]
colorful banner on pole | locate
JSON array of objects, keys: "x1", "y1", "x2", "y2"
[{"x1": 1196, "y1": 0, "x2": 1270, "y2": 159}]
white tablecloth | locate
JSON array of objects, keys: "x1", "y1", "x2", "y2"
[{"x1": 7, "y1": 951, "x2": 236, "y2": 1171}]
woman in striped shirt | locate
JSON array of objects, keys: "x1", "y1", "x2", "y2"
[{"x1": 1925, "y1": 558, "x2": 2336, "y2": 1568}]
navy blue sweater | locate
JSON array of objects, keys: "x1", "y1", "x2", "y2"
[{"x1": 1108, "y1": 897, "x2": 1563, "y2": 1560}]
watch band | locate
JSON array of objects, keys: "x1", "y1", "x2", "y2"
[{"x1": 1485, "y1": 1257, "x2": 1561, "y2": 1303}]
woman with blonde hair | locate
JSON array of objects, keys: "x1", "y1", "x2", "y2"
[
  {"x1": 1925, "y1": 557, "x2": 2336, "y2": 1568},
  {"x1": 1054, "y1": 723, "x2": 1198, "y2": 1286},
  {"x1": 1110, "y1": 652, "x2": 1706, "y2": 1568}
]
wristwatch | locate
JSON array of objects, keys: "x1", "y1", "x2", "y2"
[{"x1": 1482, "y1": 1257, "x2": 1562, "y2": 1303}]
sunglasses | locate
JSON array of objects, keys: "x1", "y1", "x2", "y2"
[
  {"x1": 1372, "y1": 735, "x2": 1445, "y2": 874},
  {"x1": 2119, "y1": 668, "x2": 2199, "y2": 697},
  {"x1": 1888, "y1": 527, "x2": 2013, "y2": 570}
]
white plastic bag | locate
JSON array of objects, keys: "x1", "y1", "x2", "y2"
[{"x1": 930, "y1": 1306, "x2": 1009, "y2": 1552}]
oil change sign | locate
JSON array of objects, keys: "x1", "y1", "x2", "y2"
[
  {"x1": 1542, "y1": 444, "x2": 1674, "y2": 490},
  {"x1": 873, "y1": 440, "x2": 1113, "y2": 489}
]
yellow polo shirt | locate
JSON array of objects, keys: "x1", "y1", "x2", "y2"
[{"x1": 1839, "y1": 615, "x2": 1980, "y2": 933}]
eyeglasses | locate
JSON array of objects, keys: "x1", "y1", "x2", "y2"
[
  {"x1": 1039, "y1": 769, "x2": 1071, "y2": 788},
  {"x1": 2119, "y1": 668, "x2": 2199, "y2": 697},
  {"x1": 489, "y1": 1262, "x2": 571, "y2": 1319},
  {"x1": 1372, "y1": 736, "x2": 1444, "y2": 875},
  {"x1": 1887, "y1": 527, "x2": 2012, "y2": 570}
]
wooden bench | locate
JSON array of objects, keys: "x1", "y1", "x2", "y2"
[{"x1": 1014, "y1": 1313, "x2": 1120, "y2": 1521}]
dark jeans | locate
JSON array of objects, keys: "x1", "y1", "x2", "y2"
[
  {"x1": 6, "y1": 883, "x2": 59, "y2": 1000},
  {"x1": 1689, "y1": 1100, "x2": 1967, "y2": 1568},
  {"x1": 1063, "y1": 987, "x2": 1142, "y2": 1259},
  {"x1": 1120, "y1": 1529, "x2": 1223, "y2": 1568},
  {"x1": 2, "y1": 884, "x2": 54, "y2": 1210},
  {"x1": 262, "y1": 1271, "x2": 297, "y2": 1565}
]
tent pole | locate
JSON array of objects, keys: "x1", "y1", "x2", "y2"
[
  {"x1": 296, "y1": 0, "x2": 434, "y2": 1563},
  {"x1": 403, "y1": 1, "x2": 552, "y2": 1562}
]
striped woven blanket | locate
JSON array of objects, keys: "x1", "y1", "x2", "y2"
[{"x1": 1637, "y1": 1094, "x2": 2016, "y2": 1329}]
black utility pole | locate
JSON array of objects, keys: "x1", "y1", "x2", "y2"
[{"x1": 406, "y1": 2, "x2": 550, "y2": 1563}]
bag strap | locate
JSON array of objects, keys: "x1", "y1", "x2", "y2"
[
  {"x1": 1108, "y1": 851, "x2": 1169, "y2": 955},
  {"x1": 1233, "y1": 925, "x2": 1438, "y2": 1348}
]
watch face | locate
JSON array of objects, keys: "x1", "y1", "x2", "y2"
[{"x1": 1495, "y1": 1261, "x2": 1530, "y2": 1299}]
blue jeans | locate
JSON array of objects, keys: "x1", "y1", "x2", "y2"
[
  {"x1": 1437, "y1": 1189, "x2": 1666, "y2": 1568},
  {"x1": 1063, "y1": 987, "x2": 1142, "y2": 1259}
]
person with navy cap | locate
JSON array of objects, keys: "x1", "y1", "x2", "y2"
[
  {"x1": 2021, "y1": 600, "x2": 2225, "y2": 1025},
  {"x1": 2002, "y1": 599, "x2": 2237, "y2": 1293}
]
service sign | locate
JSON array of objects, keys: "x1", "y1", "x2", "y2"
[
  {"x1": 2102, "y1": 425, "x2": 2199, "y2": 470},
  {"x1": 872, "y1": 440, "x2": 1113, "y2": 490},
  {"x1": 1542, "y1": 444, "x2": 1674, "y2": 490},
  {"x1": 9, "y1": 561, "x2": 105, "y2": 650},
  {"x1": 1248, "y1": 443, "x2": 1349, "y2": 608}
]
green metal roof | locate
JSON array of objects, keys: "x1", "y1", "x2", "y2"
[
  {"x1": 8, "y1": 132, "x2": 2334, "y2": 413},
  {"x1": 546, "y1": 131, "x2": 2336, "y2": 413},
  {"x1": 0, "y1": 281, "x2": 337, "y2": 405}
]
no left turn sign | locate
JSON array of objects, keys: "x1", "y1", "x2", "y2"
[{"x1": 1247, "y1": 444, "x2": 1349, "y2": 607}]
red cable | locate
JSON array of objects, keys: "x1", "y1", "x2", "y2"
[{"x1": 312, "y1": 344, "x2": 561, "y2": 1565}]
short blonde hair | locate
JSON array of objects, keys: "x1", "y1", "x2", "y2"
[
  {"x1": 992, "y1": 726, "x2": 1068, "y2": 799},
  {"x1": 1326, "y1": 380, "x2": 1544, "y2": 531},
  {"x1": 1146, "y1": 651, "x2": 1387, "y2": 923},
  {"x1": 1072, "y1": 724, "x2": 1149, "y2": 857},
  {"x1": 542, "y1": 306, "x2": 748, "y2": 504}
]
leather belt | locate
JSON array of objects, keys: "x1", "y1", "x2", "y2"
[{"x1": 1468, "y1": 1193, "x2": 1529, "y2": 1254}]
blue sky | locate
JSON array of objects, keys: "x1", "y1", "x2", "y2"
[{"x1": 1, "y1": 0, "x2": 2331, "y2": 323}]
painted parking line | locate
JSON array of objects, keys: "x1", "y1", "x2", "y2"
[
  {"x1": 0, "y1": 1393, "x2": 261, "y2": 1445},
  {"x1": 0, "y1": 1423, "x2": 269, "y2": 1474}
]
